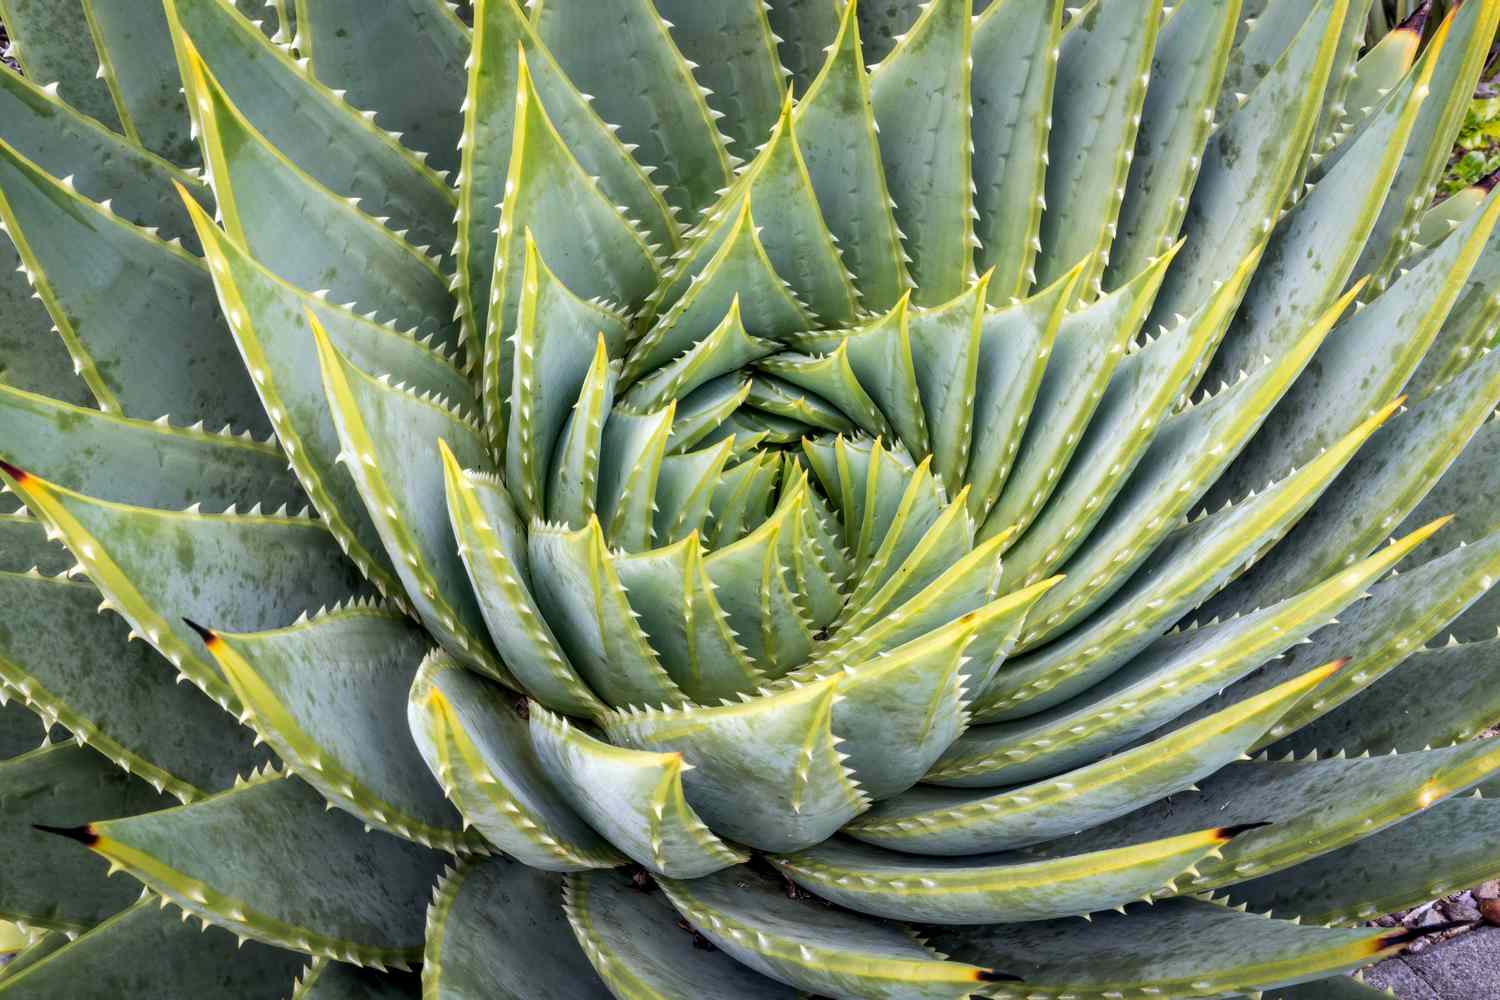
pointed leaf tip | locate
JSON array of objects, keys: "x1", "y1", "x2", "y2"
[
  {"x1": 0, "y1": 458, "x2": 30, "y2": 483},
  {"x1": 33, "y1": 823, "x2": 99, "y2": 847},
  {"x1": 1376, "y1": 920, "x2": 1472, "y2": 952},
  {"x1": 181, "y1": 618, "x2": 220, "y2": 648},
  {"x1": 1217, "y1": 821, "x2": 1274, "y2": 841}
]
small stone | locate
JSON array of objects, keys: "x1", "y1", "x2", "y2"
[
  {"x1": 1375, "y1": 914, "x2": 1400, "y2": 927},
  {"x1": 1481, "y1": 899, "x2": 1500, "y2": 927},
  {"x1": 1476, "y1": 880, "x2": 1500, "y2": 901},
  {"x1": 1443, "y1": 897, "x2": 1482, "y2": 923}
]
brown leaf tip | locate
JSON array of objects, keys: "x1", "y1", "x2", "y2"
[
  {"x1": 1216, "y1": 821, "x2": 1273, "y2": 841},
  {"x1": 0, "y1": 458, "x2": 30, "y2": 485},
  {"x1": 34, "y1": 823, "x2": 99, "y2": 847},
  {"x1": 1376, "y1": 919, "x2": 1471, "y2": 952},
  {"x1": 182, "y1": 618, "x2": 221, "y2": 648},
  {"x1": 975, "y1": 969, "x2": 1025, "y2": 983}
]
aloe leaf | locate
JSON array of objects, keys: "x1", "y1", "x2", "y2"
[
  {"x1": 291, "y1": 0, "x2": 467, "y2": 173},
  {"x1": 409, "y1": 653, "x2": 624, "y2": 872},
  {"x1": 1203, "y1": 185, "x2": 1500, "y2": 516},
  {"x1": 1407, "y1": 221, "x2": 1500, "y2": 401},
  {"x1": 78, "y1": 0, "x2": 195, "y2": 164},
  {"x1": 290, "y1": 957, "x2": 419, "y2": 1000},
  {"x1": 529, "y1": 706, "x2": 749, "y2": 877},
  {"x1": 998, "y1": 248, "x2": 1258, "y2": 586},
  {"x1": 1185, "y1": 527, "x2": 1500, "y2": 751},
  {"x1": 869, "y1": 0, "x2": 974, "y2": 305},
  {"x1": 532, "y1": 0, "x2": 730, "y2": 220},
  {"x1": 0, "y1": 385, "x2": 301, "y2": 513},
  {"x1": 563, "y1": 869, "x2": 799, "y2": 999},
  {"x1": 612, "y1": 535, "x2": 764, "y2": 703},
  {"x1": 657, "y1": 866, "x2": 1006, "y2": 1000},
  {"x1": 630, "y1": 199, "x2": 813, "y2": 382},
  {"x1": 905, "y1": 278, "x2": 988, "y2": 491},
  {"x1": 1392, "y1": 415, "x2": 1500, "y2": 562},
  {"x1": 595, "y1": 404, "x2": 676, "y2": 552},
  {"x1": 1054, "y1": 740, "x2": 1500, "y2": 896},
  {"x1": 793, "y1": 0, "x2": 909, "y2": 312},
  {"x1": 181, "y1": 43, "x2": 458, "y2": 354},
  {"x1": 482, "y1": 53, "x2": 662, "y2": 452},
  {"x1": 0, "y1": 571, "x2": 267, "y2": 800},
  {"x1": 454, "y1": 0, "x2": 675, "y2": 364},
  {"x1": 0, "y1": 65, "x2": 209, "y2": 243},
  {"x1": 0, "y1": 743, "x2": 173, "y2": 931},
  {"x1": 980, "y1": 248, "x2": 1175, "y2": 545},
  {"x1": 622, "y1": 299, "x2": 776, "y2": 414},
  {"x1": 0, "y1": 511, "x2": 71, "y2": 576},
  {"x1": 655, "y1": 0, "x2": 785, "y2": 165},
  {"x1": 951, "y1": 520, "x2": 1441, "y2": 777},
  {"x1": 0, "y1": 0, "x2": 119, "y2": 130},
  {"x1": 990, "y1": 392, "x2": 1396, "y2": 728},
  {"x1": 841, "y1": 484, "x2": 975, "y2": 635},
  {"x1": 50, "y1": 772, "x2": 444, "y2": 966},
  {"x1": 1035, "y1": 0, "x2": 1162, "y2": 302},
  {"x1": 545, "y1": 345, "x2": 616, "y2": 530},
  {"x1": 1105, "y1": 0, "x2": 1239, "y2": 288},
  {"x1": 1268, "y1": 977, "x2": 1404, "y2": 1000},
  {"x1": 1349, "y1": 0, "x2": 1500, "y2": 295},
  {"x1": 971, "y1": 0, "x2": 1062, "y2": 302},
  {"x1": 776, "y1": 823, "x2": 1251, "y2": 925},
  {"x1": 848, "y1": 447, "x2": 945, "y2": 579},
  {"x1": 1225, "y1": 795, "x2": 1500, "y2": 925},
  {"x1": 1206, "y1": 340, "x2": 1500, "y2": 621},
  {"x1": 190, "y1": 609, "x2": 474, "y2": 851},
  {"x1": 1149, "y1": 0, "x2": 1344, "y2": 326},
  {"x1": 505, "y1": 243, "x2": 629, "y2": 523},
  {"x1": 0, "y1": 898, "x2": 306, "y2": 999},
  {"x1": 745, "y1": 375, "x2": 854, "y2": 433},
  {"x1": 0, "y1": 463, "x2": 364, "y2": 714},
  {"x1": 702, "y1": 450, "x2": 778, "y2": 549},
  {"x1": 312, "y1": 320, "x2": 507, "y2": 686},
  {"x1": 603, "y1": 677, "x2": 867, "y2": 852},
  {"x1": 1308, "y1": 0, "x2": 1379, "y2": 164},
  {"x1": 801, "y1": 299, "x2": 931, "y2": 458},
  {"x1": 1000, "y1": 284, "x2": 1356, "y2": 660},
  {"x1": 653, "y1": 439, "x2": 736, "y2": 544},
  {"x1": 757, "y1": 346, "x2": 890, "y2": 440},
  {"x1": 665, "y1": 375, "x2": 751, "y2": 454},
  {"x1": 185, "y1": 194, "x2": 470, "y2": 603},
  {"x1": 439, "y1": 443, "x2": 604, "y2": 718},
  {"x1": 0, "y1": 696, "x2": 55, "y2": 759},
  {"x1": 0, "y1": 928, "x2": 65, "y2": 983},
  {"x1": 165, "y1": 0, "x2": 454, "y2": 254},
  {"x1": 422, "y1": 857, "x2": 612, "y2": 1000},
  {"x1": 527, "y1": 518, "x2": 688, "y2": 708},
  {"x1": 928, "y1": 896, "x2": 1446, "y2": 997},
  {"x1": 1205, "y1": 40, "x2": 1432, "y2": 384},
  {"x1": 765, "y1": 0, "x2": 842, "y2": 96},
  {"x1": 0, "y1": 239, "x2": 90, "y2": 408},
  {"x1": 847, "y1": 661, "x2": 1341, "y2": 856},
  {"x1": 1217, "y1": 0, "x2": 1326, "y2": 123},
  {"x1": 0, "y1": 138, "x2": 266, "y2": 433}
]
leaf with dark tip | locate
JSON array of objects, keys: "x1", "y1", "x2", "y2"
[
  {"x1": 0, "y1": 897, "x2": 307, "y2": 999},
  {"x1": 0, "y1": 743, "x2": 174, "y2": 931},
  {"x1": 77, "y1": 772, "x2": 445, "y2": 966},
  {"x1": 563, "y1": 868, "x2": 799, "y2": 999},
  {"x1": 928, "y1": 896, "x2": 1450, "y2": 997},
  {"x1": 0, "y1": 463, "x2": 366, "y2": 715},
  {"x1": 1226, "y1": 792, "x2": 1500, "y2": 929},
  {"x1": 0, "y1": 570, "x2": 267, "y2": 799},
  {"x1": 0, "y1": 384, "x2": 302, "y2": 513},
  {"x1": 658, "y1": 865, "x2": 1002, "y2": 1000},
  {"x1": 195, "y1": 606, "x2": 476, "y2": 851},
  {"x1": 422, "y1": 857, "x2": 612, "y2": 1000},
  {"x1": 408, "y1": 652, "x2": 624, "y2": 872}
]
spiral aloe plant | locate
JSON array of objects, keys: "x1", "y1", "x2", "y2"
[{"x1": 2, "y1": 0, "x2": 1500, "y2": 997}]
